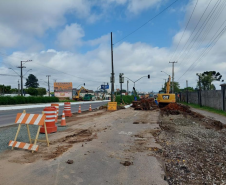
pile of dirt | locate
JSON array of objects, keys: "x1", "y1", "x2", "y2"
[
  {"x1": 161, "y1": 103, "x2": 205, "y2": 119},
  {"x1": 161, "y1": 103, "x2": 191, "y2": 115},
  {"x1": 99, "y1": 105, "x2": 107, "y2": 110},
  {"x1": 132, "y1": 98, "x2": 158, "y2": 110}
]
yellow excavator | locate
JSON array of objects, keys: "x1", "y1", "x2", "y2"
[
  {"x1": 157, "y1": 75, "x2": 176, "y2": 108},
  {"x1": 73, "y1": 86, "x2": 88, "y2": 101}
]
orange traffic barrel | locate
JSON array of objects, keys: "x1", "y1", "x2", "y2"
[
  {"x1": 64, "y1": 102, "x2": 72, "y2": 117},
  {"x1": 40, "y1": 106, "x2": 57, "y2": 134},
  {"x1": 51, "y1": 103, "x2": 59, "y2": 123}
]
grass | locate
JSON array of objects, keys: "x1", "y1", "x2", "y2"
[
  {"x1": 180, "y1": 102, "x2": 226, "y2": 117},
  {"x1": 59, "y1": 100, "x2": 78, "y2": 102}
]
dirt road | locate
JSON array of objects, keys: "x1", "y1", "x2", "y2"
[{"x1": 0, "y1": 108, "x2": 167, "y2": 185}]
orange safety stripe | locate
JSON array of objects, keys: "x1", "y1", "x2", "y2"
[
  {"x1": 8, "y1": 140, "x2": 39, "y2": 151},
  {"x1": 15, "y1": 113, "x2": 46, "y2": 126}
]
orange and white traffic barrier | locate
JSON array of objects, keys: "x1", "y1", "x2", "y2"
[
  {"x1": 9, "y1": 141, "x2": 39, "y2": 152},
  {"x1": 89, "y1": 104, "x2": 92, "y2": 111},
  {"x1": 51, "y1": 103, "x2": 59, "y2": 123},
  {"x1": 64, "y1": 102, "x2": 72, "y2": 117},
  {"x1": 59, "y1": 111, "x2": 66, "y2": 127},
  {"x1": 9, "y1": 110, "x2": 49, "y2": 153},
  {"x1": 78, "y1": 105, "x2": 81, "y2": 113},
  {"x1": 40, "y1": 106, "x2": 57, "y2": 134}
]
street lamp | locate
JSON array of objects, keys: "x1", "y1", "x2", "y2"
[
  {"x1": 76, "y1": 83, "x2": 85, "y2": 89},
  {"x1": 161, "y1": 71, "x2": 170, "y2": 76},
  {"x1": 24, "y1": 69, "x2": 32, "y2": 76}
]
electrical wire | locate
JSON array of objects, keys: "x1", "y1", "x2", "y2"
[
  {"x1": 177, "y1": 21, "x2": 226, "y2": 81},
  {"x1": 169, "y1": 0, "x2": 198, "y2": 61},
  {"x1": 114, "y1": 0, "x2": 179, "y2": 45},
  {"x1": 175, "y1": 0, "x2": 221, "y2": 64},
  {"x1": 173, "y1": 0, "x2": 213, "y2": 63}
]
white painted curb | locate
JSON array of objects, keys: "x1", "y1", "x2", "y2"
[
  {"x1": 124, "y1": 104, "x2": 132, "y2": 109},
  {"x1": 0, "y1": 100, "x2": 110, "y2": 111}
]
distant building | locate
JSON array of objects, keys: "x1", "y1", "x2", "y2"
[
  {"x1": 79, "y1": 90, "x2": 94, "y2": 98},
  {"x1": 54, "y1": 82, "x2": 73, "y2": 99}
]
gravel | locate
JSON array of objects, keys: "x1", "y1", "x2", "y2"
[
  {"x1": 155, "y1": 113, "x2": 226, "y2": 184},
  {"x1": 0, "y1": 124, "x2": 66, "y2": 153}
]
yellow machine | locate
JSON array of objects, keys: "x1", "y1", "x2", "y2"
[
  {"x1": 157, "y1": 76, "x2": 176, "y2": 108},
  {"x1": 73, "y1": 86, "x2": 88, "y2": 101}
]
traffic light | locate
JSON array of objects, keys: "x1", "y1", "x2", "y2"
[
  {"x1": 148, "y1": 74, "x2": 150, "y2": 79},
  {"x1": 84, "y1": 83, "x2": 85, "y2": 86}
]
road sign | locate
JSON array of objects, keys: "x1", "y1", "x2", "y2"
[
  {"x1": 107, "y1": 102, "x2": 117, "y2": 111},
  {"x1": 101, "y1": 85, "x2": 109, "y2": 89}
]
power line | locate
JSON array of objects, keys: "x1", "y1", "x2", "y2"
[
  {"x1": 32, "y1": 62, "x2": 103, "y2": 83},
  {"x1": 114, "y1": 0, "x2": 179, "y2": 45},
  {"x1": 173, "y1": 0, "x2": 213, "y2": 63},
  {"x1": 170, "y1": 0, "x2": 198, "y2": 61},
  {"x1": 177, "y1": 21, "x2": 226, "y2": 81},
  {"x1": 176, "y1": 0, "x2": 221, "y2": 64}
]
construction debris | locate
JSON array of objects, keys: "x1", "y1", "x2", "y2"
[
  {"x1": 120, "y1": 161, "x2": 133, "y2": 166},
  {"x1": 132, "y1": 98, "x2": 158, "y2": 110},
  {"x1": 66, "y1": 160, "x2": 74, "y2": 164}
]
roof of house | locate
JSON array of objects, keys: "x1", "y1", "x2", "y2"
[{"x1": 80, "y1": 90, "x2": 94, "y2": 93}]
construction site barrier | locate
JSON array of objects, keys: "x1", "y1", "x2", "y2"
[
  {"x1": 78, "y1": 105, "x2": 81, "y2": 113},
  {"x1": 64, "y1": 102, "x2": 72, "y2": 117},
  {"x1": 40, "y1": 106, "x2": 57, "y2": 134},
  {"x1": 89, "y1": 104, "x2": 92, "y2": 111},
  {"x1": 8, "y1": 110, "x2": 49, "y2": 153},
  {"x1": 51, "y1": 103, "x2": 59, "y2": 123},
  {"x1": 59, "y1": 110, "x2": 66, "y2": 127}
]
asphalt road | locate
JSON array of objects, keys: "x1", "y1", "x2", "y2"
[{"x1": 0, "y1": 102, "x2": 107, "y2": 127}]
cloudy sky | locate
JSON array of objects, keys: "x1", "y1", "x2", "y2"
[{"x1": 0, "y1": 0, "x2": 225, "y2": 92}]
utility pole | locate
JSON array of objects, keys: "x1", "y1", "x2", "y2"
[
  {"x1": 18, "y1": 80, "x2": 20, "y2": 95},
  {"x1": 186, "y1": 80, "x2": 188, "y2": 103},
  {"x1": 169, "y1": 61, "x2": 177, "y2": 93},
  {"x1": 110, "y1": 32, "x2": 115, "y2": 102},
  {"x1": 46, "y1": 75, "x2": 51, "y2": 97},
  {"x1": 119, "y1": 73, "x2": 124, "y2": 104},
  {"x1": 127, "y1": 80, "x2": 129, "y2": 94},
  {"x1": 17, "y1": 60, "x2": 32, "y2": 96}
]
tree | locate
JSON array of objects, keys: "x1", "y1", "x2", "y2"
[
  {"x1": 37, "y1": 88, "x2": 46, "y2": 96},
  {"x1": 25, "y1": 74, "x2": 39, "y2": 88},
  {"x1": 180, "y1": 87, "x2": 195, "y2": 92},
  {"x1": 26, "y1": 87, "x2": 38, "y2": 96},
  {"x1": 0, "y1": 85, "x2": 11, "y2": 94},
  {"x1": 196, "y1": 71, "x2": 222, "y2": 90},
  {"x1": 161, "y1": 82, "x2": 180, "y2": 93}
]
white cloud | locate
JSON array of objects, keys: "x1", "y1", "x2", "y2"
[
  {"x1": 57, "y1": 23, "x2": 85, "y2": 49},
  {"x1": 127, "y1": 0, "x2": 162, "y2": 14}
]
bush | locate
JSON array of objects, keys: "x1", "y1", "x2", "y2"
[
  {"x1": 37, "y1": 88, "x2": 46, "y2": 96},
  {"x1": 0, "y1": 96, "x2": 59, "y2": 105},
  {"x1": 115, "y1": 95, "x2": 139, "y2": 105},
  {"x1": 26, "y1": 87, "x2": 38, "y2": 96}
]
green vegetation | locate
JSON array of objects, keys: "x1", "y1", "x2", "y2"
[
  {"x1": 115, "y1": 95, "x2": 139, "y2": 105},
  {"x1": 196, "y1": 71, "x2": 223, "y2": 90},
  {"x1": 25, "y1": 74, "x2": 39, "y2": 88},
  {"x1": 59, "y1": 99, "x2": 77, "y2": 102},
  {"x1": 180, "y1": 102, "x2": 226, "y2": 117},
  {"x1": 0, "y1": 96, "x2": 59, "y2": 105}
]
